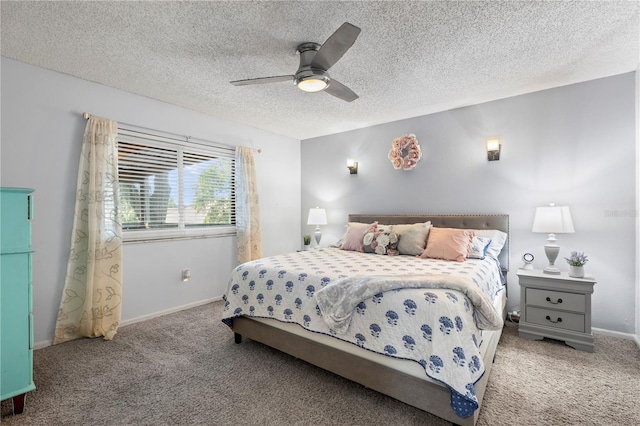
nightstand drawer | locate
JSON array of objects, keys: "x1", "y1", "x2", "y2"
[
  {"x1": 526, "y1": 307, "x2": 585, "y2": 332},
  {"x1": 526, "y1": 288, "x2": 585, "y2": 312}
]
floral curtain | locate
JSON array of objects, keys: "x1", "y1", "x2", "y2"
[
  {"x1": 235, "y1": 146, "x2": 262, "y2": 264},
  {"x1": 54, "y1": 116, "x2": 122, "y2": 344}
]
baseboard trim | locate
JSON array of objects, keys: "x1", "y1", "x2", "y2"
[
  {"x1": 119, "y1": 296, "x2": 222, "y2": 327},
  {"x1": 592, "y1": 327, "x2": 637, "y2": 342},
  {"x1": 34, "y1": 297, "x2": 223, "y2": 350},
  {"x1": 34, "y1": 340, "x2": 52, "y2": 350}
]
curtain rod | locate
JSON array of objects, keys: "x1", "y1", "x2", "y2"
[{"x1": 82, "y1": 112, "x2": 261, "y2": 153}]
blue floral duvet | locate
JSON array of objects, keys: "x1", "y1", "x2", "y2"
[{"x1": 222, "y1": 248, "x2": 505, "y2": 418}]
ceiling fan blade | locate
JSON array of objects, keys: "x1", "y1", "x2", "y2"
[
  {"x1": 325, "y1": 79, "x2": 358, "y2": 102},
  {"x1": 230, "y1": 75, "x2": 294, "y2": 86},
  {"x1": 311, "y1": 22, "x2": 361, "y2": 71}
]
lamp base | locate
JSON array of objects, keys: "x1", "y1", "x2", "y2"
[
  {"x1": 543, "y1": 243, "x2": 561, "y2": 275},
  {"x1": 543, "y1": 266, "x2": 561, "y2": 275},
  {"x1": 314, "y1": 226, "x2": 322, "y2": 246}
]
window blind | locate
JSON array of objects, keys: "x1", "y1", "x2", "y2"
[{"x1": 117, "y1": 128, "x2": 236, "y2": 241}]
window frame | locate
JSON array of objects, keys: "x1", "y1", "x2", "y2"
[{"x1": 116, "y1": 128, "x2": 236, "y2": 242}]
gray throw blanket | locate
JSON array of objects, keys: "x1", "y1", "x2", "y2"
[{"x1": 315, "y1": 274, "x2": 503, "y2": 334}]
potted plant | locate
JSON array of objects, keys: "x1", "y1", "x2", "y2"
[
  {"x1": 303, "y1": 235, "x2": 312, "y2": 250},
  {"x1": 565, "y1": 251, "x2": 588, "y2": 278}
]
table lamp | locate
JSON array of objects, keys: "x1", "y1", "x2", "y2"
[
  {"x1": 531, "y1": 203, "x2": 575, "y2": 274},
  {"x1": 307, "y1": 207, "x2": 327, "y2": 245}
]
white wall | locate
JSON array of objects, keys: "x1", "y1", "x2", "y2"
[
  {"x1": 301, "y1": 73, "x2": 637, "y2": 334},
  {"x1": 636, "y1": 66, "x2": 640, "y2": 346},
  {"x1": 0, "y1": 57, "x2": 301, "y2": 347}
]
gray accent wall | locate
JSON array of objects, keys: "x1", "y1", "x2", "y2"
[
  {"x1": 302, "y1": 72, "x2": 637, "y2": 334},
  {"x1": 1, "y1": 58, "x2": 301, "y2": 347}
]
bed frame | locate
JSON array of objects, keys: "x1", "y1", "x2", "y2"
[{"x1": 232, "y1": 214, "x2": 509, "y2": 426}]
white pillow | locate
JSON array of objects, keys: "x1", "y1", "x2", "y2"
[
  {"x1": 468, "y1": 236, "x2": 492, "y2": 259},
  {"x1": 472, "y1": 229, "x2": 507, "y2": 259}
]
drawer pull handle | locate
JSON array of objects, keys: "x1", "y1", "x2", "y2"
[
  {"x1": 545, "y1": 315, "x2": 563, "y2": 324},
  {"x1": 545, "y1": 297, "x2": 563, "y2": 304}
]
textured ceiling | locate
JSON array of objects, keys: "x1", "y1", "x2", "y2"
[{"x1": 2, "y1": 1, "x2": 639, "y2": 140}]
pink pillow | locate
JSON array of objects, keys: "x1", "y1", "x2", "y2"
[
  {"x1": 420, "y1": 228, "x2": 475, "y2": 262},
  {"x1": 340, "y1": 222, "x2": 378, "y2": 252}
]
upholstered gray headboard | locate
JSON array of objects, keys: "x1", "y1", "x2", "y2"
[{"x1": 348, "y1": 214, "x2": 510, "y2": 271}]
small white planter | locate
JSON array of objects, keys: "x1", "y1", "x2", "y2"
[{"x1": 569, "y1": 265, "x2": 585, "y2": 278}]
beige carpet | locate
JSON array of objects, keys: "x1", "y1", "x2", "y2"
[{"x1": 2, "y1": 301, "x2": 639, "y2": 426}]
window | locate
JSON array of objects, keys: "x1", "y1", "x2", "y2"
[{"x1": 117, "y1": 128, "x2": 235, "y2": 241}]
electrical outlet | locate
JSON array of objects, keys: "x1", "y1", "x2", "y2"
[{"x1": 182, "y1": 269, "x2": 190, "y2": 282}]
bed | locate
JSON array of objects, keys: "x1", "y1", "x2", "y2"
[{"x1": 222, "y1": 214, "x2": 509, "y2": 425}]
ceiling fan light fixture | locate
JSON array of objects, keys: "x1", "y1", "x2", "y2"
[
  {"x1": 231, "y1": 22, "x2": 360, "y2": 101},
  {"x1": 296, "y1": 75, "x2": 330, "y2": 92}
]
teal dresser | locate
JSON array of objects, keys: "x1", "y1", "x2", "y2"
[{"x1": 0, "y1": 187, "x2": 35, "y2": 414}]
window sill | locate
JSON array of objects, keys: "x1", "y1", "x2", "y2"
[{"x1": 123, "y1": 227, "x2": 236, "y2": 244}]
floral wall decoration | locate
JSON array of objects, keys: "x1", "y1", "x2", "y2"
[{"x1": 388, "y1": 134, "x2": 422, "y2": 171}]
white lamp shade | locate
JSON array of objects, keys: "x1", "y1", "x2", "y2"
[
  {"x1": 307, "y1": 207, "x2": 327, "y2": 225},
  {"x1": 532, "y1": 205, "x2": 575, "y2": 234}
]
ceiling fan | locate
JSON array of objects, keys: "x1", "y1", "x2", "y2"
[{"x1": 230, "y1": 22, "x2": 361, "y2": 102}]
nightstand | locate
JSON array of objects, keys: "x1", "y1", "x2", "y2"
[{"x1": 517, "y1": 269, "x2": 596, "y2": 352}]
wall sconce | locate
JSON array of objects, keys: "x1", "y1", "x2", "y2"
[
  {"x1": 347, "y1": 158, "x2": 358, "y2": 174},
  {"x1": 486, "y1": 138, "x2": 501, "y2": 161}
]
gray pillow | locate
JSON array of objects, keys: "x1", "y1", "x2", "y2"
[{"x1": 391, "y1": 221, "x2": 431, "y2": 256}]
